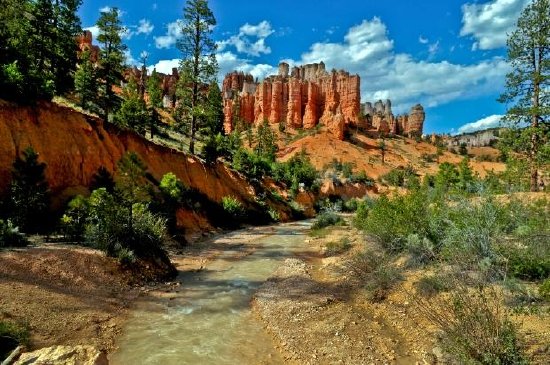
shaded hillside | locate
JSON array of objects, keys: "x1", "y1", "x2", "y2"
[{"x1": 0, "y1": 100, "x2": 283, "y2": 234}]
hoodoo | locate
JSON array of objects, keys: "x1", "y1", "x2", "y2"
[{"x1": 222, "y1": 62, "x2": 425, "y2": 139}]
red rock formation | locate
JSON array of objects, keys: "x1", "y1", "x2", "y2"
[
  {"x1": 286, "y1": 78, "x2": 302, "y2": 128},
  {"x1": 303, "y1": 82, "x2": 319, "y2": 129},
  {"x1": 363, "y1": 99, "x2": 425, "y2": 136},
  {"x1": 0, "y1": 101, "x2": 290, "y2": 232},
  {"x1": 77, "y1": 31, "x2": 100, "y2": 63},
  {"x1": 406, "y1": 104, "x2": 425, "y2": 136},
  {"x1": 221, "y1": 62, "x2": 424, "y2": 139}
]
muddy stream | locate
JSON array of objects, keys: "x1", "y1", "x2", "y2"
[{"x1": 110, "y1": 221, "x2": 311, "y2": 364}]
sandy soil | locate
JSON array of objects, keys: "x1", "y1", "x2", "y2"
[
  {"x1": 278, "y1": 132, "x2": 506, "y2": 182},
  {"x1": 0, "y1": 245, "x2": 140, "y2": 352},
  {"x1": 253, "y1": 221, "x2": 550, "y2": 365}
]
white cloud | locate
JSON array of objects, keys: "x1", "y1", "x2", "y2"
[
  {"x1": 216, "y1": 51, "x2": 277, "y2": 81},
  {"x1": 154, "y1": 21, "x2": 182, "y2": 49},
  {"x1": 148, "y1": 59, "x2": 180, "y2": 74},
  {"x1": 418, "y1": 36, "x2": 429, "y2": 44},
  {"x1": 99, "y1": 6, "x2": 112, "y2": 13},
  {"x1": 149, "y1": 17, "x2": 510, "y2": 115},
  {"x1": 295, "y1": 17, "x2": 509, "y2": 112},
  {"x1": 137, "y1": 19, "x2": 154, "y2": 35},
  {"x1": 217, "y1": 20, "x2": 274, "y2": 57},
  {"x1": 460, "y1": 0, "x2": 529, "y2": 50},
  {"x1": 457, "y1": 114, "x2": 503, "y2": 134}
]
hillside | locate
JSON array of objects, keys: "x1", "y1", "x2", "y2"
[
  {"x1": 0, "y1": 100, "x2": 289, "y2": 237},
  {"x1": 277, "y1": 129, "x2": 505, "y2": 185}
]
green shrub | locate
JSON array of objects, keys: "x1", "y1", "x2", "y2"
[
  {"x1": 355, "y1": 191, "x2": 441, "y2": 252},
  {"x1": 379, "y1": 166, "x2": 418, "y2": 189},
  {"x1": 342, "y1": 198, "x2": 359, "y2": 212},
  {"x1": 60, "y1": 195, "x2": 89, "y2": 242},
  {"x1": 501, "y1": 242, "x2": 550, "y2": 281},
  {"x1": 84, "y1": 189, "x2": 168, "y2": 262},
  {"x1": 272, "y1": 150, "x2": 319, "y2": 194},
  {"x1": 441, "y1": 198, "x2": 510, "y2": 264},
  {"x1": 347, "y1": 249, "x2": 402, "y2": 302},
  {"x1": 0, "y1": 320, "x2": 30, "y2": 359},
  {"x1": 268, "y1": 207, "x2": 280, "y2": 222},
  {"x1": 312, "y1": 211, "x2": 344, "y2": 230},
  {"x1": 405, "y1": 234, "x2": 437, "y2": 265},
  {"x1": 539, "y1": 279, "x2": 550, "y2": 301},
  {"x1": 0, "y1": 219, "x2": 28, "y2": 248},
  {"x1": 415, "y1": 275, "x2": 451, "y2": 297},
  {"x1": 325, "y1": 237, "x2": 352, "y2": 256},
  {"x1": 221, "y1": 196, "x2": 245, "y2": 221},
  {"x1": 349, "y1": 171, "x2": 374, "y2": 185},
  {"x1": 424, "y1": 285, "x2": 527, "y2": 365}
]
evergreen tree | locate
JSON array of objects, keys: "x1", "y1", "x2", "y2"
[
  {"x1": 204, "y1": 81, "x2": 224, "y2": 136},
  {"x1": 51, "y1": 0, "x2": 83, "y2": 94},
  {"x1": 96, "y1": 7, "x2": 127, "y2": 122},
  {"x1": 114, "y1": 76, "x2": 150, "y2": 135},
  {"x1": 498, "y1": 0, "x2": 550, "y2": 191},
  {"x1": 0, "y1": 0, "x2": 81, "y2": 101},
  {"x1": 74, "y1": 50, "x2": 98, "y2": 110},
  {"x1": 255, "y1": 121, "x2": 277, "y2": 162},
  {"x1": 146, "y1": 68, "x2": 163, "y2": 138},
  {"x1": 147, "y1": 68, "x2": 163, "y2": 109},
  {"x1": 90, "y1": 166, "x2": 115, "y2": 193},
  {"x1": 9, "y1": 147, "x2": 51, "y2": 233},
  {"x1": 176, "y1": 0, "x2": 218, "y2": 154},
  {"x1": 115, "y1": 152, "x2": 151, "y2": 232}
]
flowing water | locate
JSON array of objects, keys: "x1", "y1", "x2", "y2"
[{"x1": 109, "y1": 221, "x2": 311, "y2": 365}]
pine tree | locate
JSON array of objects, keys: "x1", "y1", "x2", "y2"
[
  {"x1": 9, "y1": 147, "x2": 51, "y2": 233},
  {"x1": 204, "y1": 81, "x2": 224, "y2": 136},
  {"x1": 176, "y1": 0, "x2": 218, "y2": 154},
  {"x1": 51, "y1": 0, "x2": 83, "y2": 94},
  {"x1": 114, "y1": 77, "x2": 150, "y2": 135},
  {"x1": 498, "y1": 0, "x2": 550, "y2": 191},
  {"x1": 147, "y1": 68, "x2": 163, "y2": 109},
  {"x1": 0, "y1": 0, "x2": 82, "y2": 101},
  {"x1": 255, "y1": 121, "x2": 277, "y2": 162},
  {"x1": 96, "y1": 7, "x2": 127, "y2": 122},
  {"x1": 74, "y1": 50, "x2": 98, "y2": 110}
]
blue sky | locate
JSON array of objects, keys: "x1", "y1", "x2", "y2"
[{"x1": 79, "y1": 0, "x2": 530, "y2": 135}]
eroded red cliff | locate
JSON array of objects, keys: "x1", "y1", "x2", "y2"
[
  {"x1": 222, "y1": 62, "x2": 423, "y2": 140},
  {"x1": 0, "y1": 101, "x2": 276, "y2": 234}
]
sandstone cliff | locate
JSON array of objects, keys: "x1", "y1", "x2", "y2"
[
  {"x1": 222, "y1": 62, "x2": 361, "y2": 140},
  {"x1": 0, "y1": 101, "x2": 280, "y2": 234}
]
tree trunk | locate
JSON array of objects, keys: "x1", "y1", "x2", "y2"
[{"x1": 530, "y1": 43, "x2": 541, "y2": 192}]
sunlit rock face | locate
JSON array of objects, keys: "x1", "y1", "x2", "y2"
[{"x1": 222, "y1": 62, "x2": 424, "y2": 140}]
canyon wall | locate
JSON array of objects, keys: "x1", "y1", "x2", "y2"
[
  {"x1": 0, "y1": 101, "x2": 280, "y2": 233},
  {"x1": 222, "y1": 62, "x2": 424, "y2": 139}
]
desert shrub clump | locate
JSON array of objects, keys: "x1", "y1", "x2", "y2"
[
  {"x1": 347, "y1": 249, "x2": 403, "y2": 302},
  {"x1": 311, "y1": 211, "x2": 344, "y2": 230},
  {"x1": 420, "y1": 283, "x2": 528, "y2": 365},
  {"x1": 221, "y1": 195, "x2": 245, "y2": 221},
  {"x1": 0, "y1": 219, "x2": 28, "y2": 248}
]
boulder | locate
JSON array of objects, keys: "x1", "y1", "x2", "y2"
[{"x1": 14, "y1": 345, "x2": 108, "y2": 365}]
